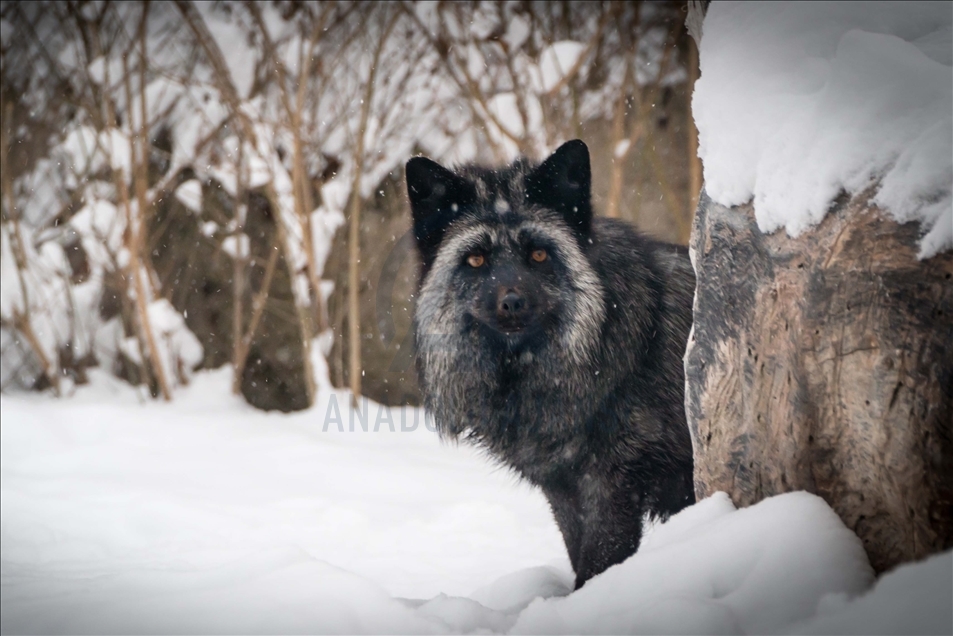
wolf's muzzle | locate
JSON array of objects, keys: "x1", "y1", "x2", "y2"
[{"x1": 496, "y1": 288, "x2": 532, "y2": 332}]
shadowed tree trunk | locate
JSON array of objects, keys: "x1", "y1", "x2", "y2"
[{"x1": 686, "y1": 189, "x2": 953, "y2": 573}]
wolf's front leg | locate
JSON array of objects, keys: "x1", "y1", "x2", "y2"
[
  {"x1": 571, "y1": 504, "x2": 644, "y2": 589},
  {"x1": 544, "y1": 477, "x2": 646, "y2": 589}
]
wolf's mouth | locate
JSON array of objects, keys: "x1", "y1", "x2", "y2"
[
  {"x1": 472, "y1": 318, "x2": 549, "y2": 353},
  {"x1": 496, "y1": 319, "x2": 532, "y2": 334}
]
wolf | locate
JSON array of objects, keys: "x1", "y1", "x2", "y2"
[{"x1": 406, "y1": 140, "x2": 696, "y2": 589}]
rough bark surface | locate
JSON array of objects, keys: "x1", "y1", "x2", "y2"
[{"x1": 686, "y1": 190, "x2": 953, "y2": 573}]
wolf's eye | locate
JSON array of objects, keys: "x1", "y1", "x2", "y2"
[
  {"x1": 467, "y1": 254, "x2": 485, "y2": 268},
  {"x1": 530, "y1": 249, "x2": 548, "y2": 263}
]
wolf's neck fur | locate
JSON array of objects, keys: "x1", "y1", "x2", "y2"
[{"x1": 422, "y1": 342, "x2": 606, "y2": 476}]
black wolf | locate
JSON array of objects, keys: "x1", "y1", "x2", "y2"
[{"x1": 406, "y1": 140, "x2": 696, "y2": 589}]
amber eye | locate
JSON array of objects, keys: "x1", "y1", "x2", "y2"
[
  {"x1": 467, "y1": 254, "x2": 485, "y2": 268},
  {"x1": 530, "y1": 249, "x2": 548, "y2": 263}
]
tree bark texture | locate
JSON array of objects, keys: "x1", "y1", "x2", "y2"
[{"x1": 686, "y1": 189, "x2": 953, "y2": 573}]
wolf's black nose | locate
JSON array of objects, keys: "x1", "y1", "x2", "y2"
[{"x1": 498, "y1": 290, "x2": 526, "y2": 320}]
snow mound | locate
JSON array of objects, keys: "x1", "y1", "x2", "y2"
[
  {"x1": 783, "y1": 550, "x2": 953, "y2": 635},
  {"x1": 510, "y1": 491, "x2": 874, "y2": 634},
  {"x1": 694, "y1": 2, "x2": 953, "y2": 259},
  {"x1": 470, "y1": 566, "x2": 573, "y2": 614}
]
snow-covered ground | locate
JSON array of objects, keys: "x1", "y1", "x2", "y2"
[{"x1": 2, "y1": 370, "x2": 950, "y2": 634}]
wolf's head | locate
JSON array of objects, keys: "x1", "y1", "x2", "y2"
[{"x1": 406, "y1": 140, "x2": 605, "y2": 367}]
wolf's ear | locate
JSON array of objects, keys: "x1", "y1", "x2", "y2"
[
  {"x1": 406, "y1": 157, "x2": 473, "y2": 263},
  {"x1": 525, "y1": 139, "x2": 592, "y2": 236}
]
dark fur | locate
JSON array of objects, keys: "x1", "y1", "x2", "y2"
[{"x1": 406, "y1": 140, "x2": 696, "y2": 589}]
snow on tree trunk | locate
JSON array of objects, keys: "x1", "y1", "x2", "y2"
[{"x1": 686, "y1": 189, "x2": 953, "y2": 573}]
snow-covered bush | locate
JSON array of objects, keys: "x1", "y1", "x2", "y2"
[{"x1": 1, "y1": 1, "x2": 691, "y2": 406}]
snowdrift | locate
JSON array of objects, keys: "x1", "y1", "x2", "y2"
[{"x1": 3, "y1": 371, "x2": 950, "y2": 634}]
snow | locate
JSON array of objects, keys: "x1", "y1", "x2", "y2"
[
  {"x1": 166, "y1": 85, "x2": 230, "y2": 174},
  {"x1": 1, "y1": 371, "x2": 564, "y2": 633},
  {"x1": 536, "y1": 41, "x2": 587, "y2": 93},
  {"x1": 783, "y1": 550, "x2": 953, "y2": 635},
  {"x1": 101, "y1": 128, "x2": 133, "y2": 178},
  {"x1": 503, "y1": 16, "x2": 532, "y2": 52},
  {"x1": 221, "y1": 233, "x2": 250, "y2": 260},
  {"x1": 70, "y1": 199, "x2": 123, "y2": 255},
  {"x1": 87, "y1": 55, "x2": 124, "y2": 87},
  {"x1": 0, "y1": 223, "x2": 79, "y2": 380},
  {"x1": 488, "y1": 92, "x2": 528, "y2": 139},
  {"x1": 86, "y1": 56, "x2": 107, "y2": 85},
  {"x1": 173, "y1": 179, "x2": 203, "y2": 214},
  {"x1": 0, "y1": 225, "x2": 23, "y2": 319},
  {"x1": 196, "y1": 3, "x2": 257, "y2": 100},
  {"x1": 510, "y1": 492, "x2": 873, "y2": 634},
  {"x1": 13, "y1": 158, "x2": 66, "y2": 227},
  {"x1": 146, "y1": 298, "x2": 204, "y2": 385},
  {"x1": 694, "y1": 2, "x2": 953, "y2": 259},
  {"x1": 59, "y1": 125, "x2": 103, "y2": 181},
  {"x1": 4, "y1": 371, "x2": 948, "y2": 634}
]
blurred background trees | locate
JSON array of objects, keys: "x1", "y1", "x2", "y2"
[{"x1": 0, "y1": 0, "x2": 700, "y2": 411}]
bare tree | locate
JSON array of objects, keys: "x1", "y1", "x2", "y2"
[{"x1": 345, "y1": 9, "x2": 401, "y2": 406}]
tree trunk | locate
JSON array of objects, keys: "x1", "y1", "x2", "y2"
[{"x1": 686, "y1": 189, "x2": 953, "y2": 574}]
